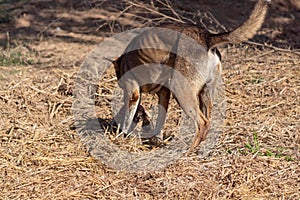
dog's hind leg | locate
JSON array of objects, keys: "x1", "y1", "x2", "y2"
[{"x1": 173, "y1": 85, "x2": 209, "y2": 150}]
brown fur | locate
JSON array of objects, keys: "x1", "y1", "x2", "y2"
[{"x1": 113, "y1": 0, "x2": 268, "y2": 150}]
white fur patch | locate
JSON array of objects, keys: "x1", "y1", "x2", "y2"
[{"x1": 207, "y1": 50, "x2": 221, "y2": 83}]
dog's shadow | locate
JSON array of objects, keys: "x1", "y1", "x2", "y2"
[
  {"x1": 74, "y1": 117, "x2": 116, "y2": 136},
  {"x1": 74, "y1": 115, "x2": 165, "y2": 151}
]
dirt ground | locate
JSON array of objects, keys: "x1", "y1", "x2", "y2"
[{"x1": 0, "y1": 0, "x2": 299, "y2": 199}]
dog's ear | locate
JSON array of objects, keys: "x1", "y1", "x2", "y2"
[
  {"x1": 102, "y1": 56, "x2": 121, "y2": 79},
  {"x1": 112, "y1": 58, "x2": 118, "y2": 66},
  {"x1": 103, "y1": 57, "x2": 115, "y2": 63},
  {"x1": 111, "y1": 57, "x2": 122, "y2": 80}
]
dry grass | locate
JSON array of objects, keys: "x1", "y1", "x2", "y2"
[{"x1": 0, "y1": 0, "x2": 299, "y2": 199}]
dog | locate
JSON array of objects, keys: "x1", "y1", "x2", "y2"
[{"x1": 112, "y1": 0, "x2": 269, "y2": 150}]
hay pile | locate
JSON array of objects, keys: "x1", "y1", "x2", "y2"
[{"x1": 0, "y1": 0, "x2": 299, "y2": 199}]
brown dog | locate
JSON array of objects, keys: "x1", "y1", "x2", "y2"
[{"x1": 113, "y1": 0, "x2": 268, "y2": 150}]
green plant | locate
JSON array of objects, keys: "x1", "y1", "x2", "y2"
[
  {"x1": 245, "y1": 132, "x2": 260, "y2": 154},
  {"x1": 236, "y1": 132, "x2": 295, "y2": 162},
  {"x1": 0, "y1": 48, "x2": 33, "y2": 66},
  {"x1": 265, "y1": 149, "x2": 274, "y2": 157},
  {"x1": 245, "y1": 76, "x2": 264, "y2": 85}
]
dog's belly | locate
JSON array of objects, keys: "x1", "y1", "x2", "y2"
[
  {"x1": 132, "y1": 65, "x2": 172, "y2": 93},
  {"x1": 140, "y1": 83, "x2": 163, "y2": 94}
]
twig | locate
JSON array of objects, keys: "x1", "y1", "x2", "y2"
[
  {"x1": 243, "y1": 50, "x2": 275, "y2": 61},
  {"x1": 37, "y1": 16, "x2": 64, "y2": 38},
  {"x1": 157, "y1": 0, "x2": 183, "y2": 22},
  {"x1": 245, "y1": 41, "x2": 300, "y2": 55},
  {"x1": 205, "y1": 11, "x2": 228, "y2": 32},
  {"x1": 104, "y1": 4, "x2": 133, "y2": 33},
  {"x1": 95, "y1": 180, "x2": 124, "y2": 193},
  {"x1": 125, "y1": 0, "x2": 184, "y2": 23},
  {"x1": 30, "y1": 86, "x2": 50, "y2": 94},
  {"x1": 260, "y1": 101, "x2": 285, "y2": 112}
]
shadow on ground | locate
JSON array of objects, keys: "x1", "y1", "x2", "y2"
[{"x1": 0, "y1": 0, "x2": 299, "y2": 49}]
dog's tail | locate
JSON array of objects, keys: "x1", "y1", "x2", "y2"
[{"x1": 208, "y1": 0, "x2": 269, "y2": 49}]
